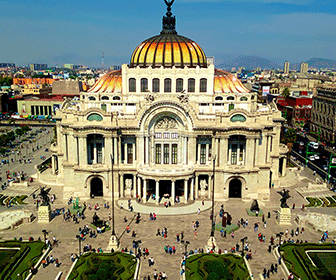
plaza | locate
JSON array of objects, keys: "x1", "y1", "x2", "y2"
[{"x1": 0, "y1": 1, "x2": 336, "y2": 280}]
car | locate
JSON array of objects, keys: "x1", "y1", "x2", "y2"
[
  {"x1": 308, "y1": 142, "x2": 319, "y2": 149},
  {"x1": 309, "y1": 155, "x2": 315, "y2": 161},
  {"x1": 299, "y1": 141, "x2": 304, "y2": 146},
  {"x1": 323, "y1": 165, "x2": 328, "y2": 171},
  {"x1": 314, "y1": 154, "x2": 320, "y2": 160}
]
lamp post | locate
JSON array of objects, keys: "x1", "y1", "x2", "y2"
[
  {"x1": 210, "y1": 155, "x2": 216, "y2": 237},
  {"x1": 42, "y1": 229, "x2": 48, "y2": 244},
  {"x1": 107, "y1": 153, "x2": 120, "y2": 252},
  {"x1": 75, "y1": 234, "x2": 82, "y2": 256}
]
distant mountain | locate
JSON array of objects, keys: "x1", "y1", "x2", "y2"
[
  {"x1": 304, "y1": 58, "x2": 336, "y2": 70},
  {"x1": 217, "y1": 55, "x2": 280, "y2": 70}
]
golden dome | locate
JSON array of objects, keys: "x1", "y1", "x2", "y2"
[
  {"x1": 130, "y1": 34, "x2": 207, "y2": 68},
  {"x1": 214, "y1": 69, "x2": 249, "y2": 94},
  {"x1": 88, "y1": 70, "x2": 122, "y2": 94}
]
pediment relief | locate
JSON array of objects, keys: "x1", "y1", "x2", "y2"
[{"x1": 155, "y1": 117, "x2": 177, "y2": 129}]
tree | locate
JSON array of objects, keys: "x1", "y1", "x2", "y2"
[{"x1": 282, "y1": 87, "x2": 290, "y2": 98}]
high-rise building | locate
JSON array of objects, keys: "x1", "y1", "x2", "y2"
[
  {"x1": 284, "y1": 61, "x2": 290, "y2": 74},
  {"x1": 30, "y1": 64, "x2": 48, "y2": 71},
  {"x1": 0, "y1": 63, "x2": 15, "y2": 68},
  {"x1": 300, "y1": 62, "x2": 308, "y2": 74}
]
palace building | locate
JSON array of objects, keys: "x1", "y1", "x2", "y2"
[{"x1": 49, "y1": 2, "x2": 288, "y2": 203}]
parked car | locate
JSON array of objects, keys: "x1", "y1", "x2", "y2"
[{"x1": 308, "y1": 142, "x2": 319, "y2": 149}]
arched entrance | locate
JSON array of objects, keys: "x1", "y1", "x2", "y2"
[
  {"x1": 90, "y1": 177, "x2": 103, "y2": 197},
  {"x1": 229, "y1": 179, "x2": 242, "y2": 198}
]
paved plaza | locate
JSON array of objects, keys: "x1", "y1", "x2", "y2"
[{"x1": 0, "y1": 150, "x2": 335, "y2": 280}]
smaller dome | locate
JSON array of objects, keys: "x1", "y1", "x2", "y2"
[
  {"x1": 88, "y1": 70, "x2": 122, "y2": 94},
  {"x1": 214, "y1": 69, "x2": 249, "y2": 94}
]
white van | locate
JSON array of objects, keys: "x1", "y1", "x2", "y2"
[{"x1": 308, "y1": 142, "x2": 319, "y2": 149}]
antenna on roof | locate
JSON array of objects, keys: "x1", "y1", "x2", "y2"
[{"x1": 101, "y1": 51, "x2": 105, "y2": 69}]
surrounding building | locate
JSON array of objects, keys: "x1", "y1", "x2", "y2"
[
  {"x1": 310, "y1": 85, "x2": 336, "y2": 143},
  {"x1": 52, "y1": 80, "x2": 85, "y2": 95},
  {"x1": 300, "y1": 62, "x2": 309, "y2": 74},
  {"x1": 29, "y1": 64, "x2": 48, "y2": 71},
  {"x1": 49, "y1": 2, "x2": 288, "y2": 203},
  {"x1": 20, "y1": 84, "x2": 52, "y2": 95},
  {"x1": 284, "y1": 61, "x2": 290, "y2": 74},
  {"x1": 13, "y1": 78, "x2": 55, "y2": 86},
  {"x1": 277, "y1": 92, "x2": 312, "y2": 126}
]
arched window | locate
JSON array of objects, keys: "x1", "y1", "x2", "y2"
[
  {"x1": 152, "y1": 78, "x2": 160, "y2": 93},
  {"x1": 112, "y1": 96, "x2": 121, "y2": 100},
  {"x1": 88, "y1": 96, "x2": 96, "y2": 101},
  {"x1": 251, "y1": 95, "x2": 255, "y2": 100},
  {"x1": 188, "y1": 78, "x2": 195, "y2": 92},
  {"x1": 129, "y1": 78, "x2": 136, "y2": 92},
  {"x1": 215, "y1": 96, "x2": 223, "y2": 101},
  {"x1": 176, "y1": 78, "x2": 183, "y2": 92},
  {"x1": 141, "y1": 78, "x2": 148, "y2": 92},
  {"x1": 200, "y1": 78, "x2": 207, "y2": 92},
  {"x1": 227, "y1": 96, "x2": 234, "y2": 101},
  {"x1": 164, "y1": 78, "x2": 172, "y2": 93},
  {"x1": 101, "y1": 96, "x2": 109, "y2": 100},
  {"x1": 240, "y1": 97, "x2": 248, "y2": 101}
]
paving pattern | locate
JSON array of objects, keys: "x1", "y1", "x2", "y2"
[{"x1": 0, "y1": 152, "x2": 335, "y2": 280}]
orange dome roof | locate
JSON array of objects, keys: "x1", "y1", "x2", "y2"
[
  {"x1": 88, "y1": 70, "x2": 122, "y2": 94},
  {"x1": 130, "y1": 34, "x2": 207, "y2": 68},
  {"x1": 214, "y1": 69, "x2": 249, "y2": 94}
]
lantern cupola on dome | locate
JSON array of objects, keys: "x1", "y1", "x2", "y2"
[{"x1": 130, "y1": 0, "x2": 207, "y2": 68}]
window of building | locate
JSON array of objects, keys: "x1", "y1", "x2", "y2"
[
  {"x1": 127, "y1": 143, "x2": 133, "y2": 164},
  {"x1": 48, "y1": 106, "x2": 52, "y2": 115},
  {"x1": 227, "y1": 96, "x2": 234, "y2": 101},
  {"x1": 164, "y1": 144, "x2": 169, "y2": 164},
  {"x1": 229, "y1": 104, "x2": 235, "y2": 111},
  {"x1": 113, "y1": 96, "x2": 121, "y2": 100},
  {"x1": 164, "y1": 78, "x2": 172, "y2": 92},
  {"x1": 129, "y1": 78, "x2": 136, "y2": 92},
  {"x1": 102, "y1": 96, "x2": 109, "y2": 100},
  {"x1": 152, "y1": 78, "x2": 160, "y2": 93},
  {"x1": 31, "y1": 106, "x2": 35, "y2": 115},
  {"x1": 155, "y1": 144, "x2": 162, "y2": 164},
  {"x1": 172, "y1": 144, "x2": 178, "y2": 164},
  {"x1": 200, "y1": 78, "x2": 207, "y2": 92},
  {"x1": 155, "y1": 133, "x2": 162, "y2": 139},
  {"x1": 239, "y1": 144, "x2": 245, "y2": 162},
  {"x1": 171, "y1": 133, "x2": 178, "y2": 139},
  {"x1": 89, "y1": 96, "x2": 96, "y2": 101},
  {"x1": 188, "y1": 78, "x2": 195, "y2": 92},
  {"x1": 240, "y1": 97, "x2": 248, "y2": 101},
  {"x1": 231, "y1": 144, "x2": 238, "y2": 165},
  {"x1": 101, "y1": 104, "x2": 107, "y2": 112},
  {"x1": 141, "y1": 78, "x2": 148, "y2": 92},
  {"x1": 200, "y1": 144, "x2": 206, "y2": 164},
  {"x1": 176, "y1": 78, "x2": 183, "y2": 92},
  {"x1": 215, "y1": 96, "x2": 223, "y2": 101},
  {"x1": 163, "y1": 132, "x2": 170, "y2": 139}
]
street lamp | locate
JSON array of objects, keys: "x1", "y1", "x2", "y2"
[
  {"x1": 210, "y1": 155, "x2": 216, "y2": 237},
  {"x1": 110, "y1": 154, "x2": 116, "y2": 236},
  {"x1": 42, "y1": 229, "x2": 48, "y2": 244},
  {"x1": 75, "y1": 234, "x2": 82, "y2": 256}
]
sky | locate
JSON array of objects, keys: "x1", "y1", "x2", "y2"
[{"x1": 0, "y1": 0, "x2": 336, "y2": 67}]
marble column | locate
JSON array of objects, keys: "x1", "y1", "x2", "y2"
[
  {"x1": 195, "y1": 175, "x2": 199, "y2": 199},
  {"x1": 132, "y1": 143, "x2": 136, "y2": 163},
  {"x1": 120, "y1": 174, "x2": 124, "y2": 198},
  {"x1": 155, "y1": 180, "x2": 159, "y2": 204},
  {"x1": 208, "y1": 175, "x2": 212, "y2": 199},
  {"x1": 133, "y1": 174, "x2": 137, "y2": 198},
  {"x1": 113, "y1": 137, "x2": 118, "y2": 164},
  {"x1": 144, "y1": 137, "x2": 148, "y2": 164},
  {"x1": 184, "y1": 179, "x2": 188, "y2": 204},
  {"x1": 137, "y1": 177, "x2": 141, "y2": 198},
  {"x1": 118, "y1": 137, "x2": 122, "y2": 164},
  {"x1": 171, "y1": 181, "x2": 175, "y2": 205},
  {"x1": 190, "y1": 177, "x2": 194, "y2": 201},
  {"x1": 79, "y1": 136, "x2": 87, "y2": 166},
  {"x1": 124, "y1": 143, "x2": 128, "y2": 164},
  {"x1": 206, "y1": 144, "x2": 209, "y2": 165},
  {"x1": 197, "y1": 143, "x2": 201, "y2": 164},
  {"x1": 282, "y1": 157, "x2": 287, "y2": 176},
  {"x1": 143, "y1": 179, "x2": 147, "y2": 203}
]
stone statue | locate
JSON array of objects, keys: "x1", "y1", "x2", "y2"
[
  {"x1": 200, "y1": 180, "x2": 208, "y2": 191},
  {"x1": 164, "y1": 0, "x2": 175, "y2": 10},
  {"x1": 125, "y1": 179, "x2": 132, "y2": 190},
  {"x1": 278, "y1": 189, "x2": 291, "y2": 208},
  {"x1": 178, "y1": 94, "x2": 189, "y2": 103},
  {"x1": 156, "y1": 117, "x2": 177, "y2": 129},
  {"x1": 250, "y1": 199, "x2": 260, "y2": 213},
  {"x1": 145, "y1": 94, "x2": 155, "y2": 103},
  {"x1": 92, "y1": 212, "x2": 104, "y2": 227},
  {"x1": 39, "y1": 187, "x2": 50, "y2": 206}
]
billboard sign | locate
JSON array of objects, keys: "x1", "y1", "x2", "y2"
[{"x1": 262, "y1": 86, "x2": 270, "y2": 96}]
